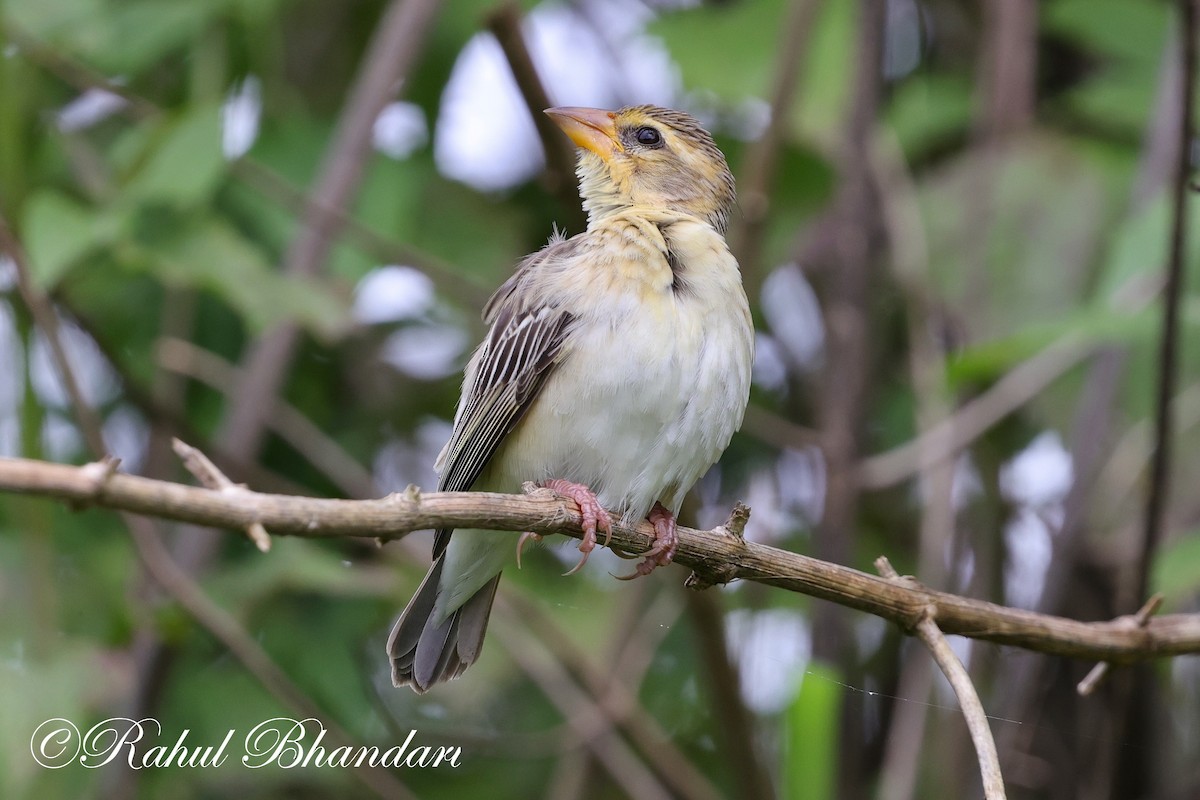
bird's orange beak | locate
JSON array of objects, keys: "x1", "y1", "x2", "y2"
[{"x1": 545, "y1": 107, "x2": 621, "y2": 162}]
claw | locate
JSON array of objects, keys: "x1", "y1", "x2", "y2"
[
  {"x1": 614, "y1": 557, "x2": 659, "y2": 581},
  {"x1": 615, "y1": 502, "x2": 679, "y2": 580},
  {"x1": 562, "y1": 546, "x2": 591, "y2": 576},
  {"x1": 541, "y1": 479, "x2": 611, "y2": 577}
]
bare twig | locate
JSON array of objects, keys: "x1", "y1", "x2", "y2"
[
  {"x1": 809, "y1": 0, "x2": 886, "y2": 686},
  {"x1": 229, "y1": 160, "x2": 493, "y2": 310},
  {"x1": 686, "y1": 590, "x2": 775, "y2": 800},
  {"x1": 975, "y1": 0, "x2": 1037, "y2": 143},
  {"x1": 858, "y1": 334, "x2": 1093, "y2": 489},
  {"x1": 869, "y1": 129, "x2": 955, "y2": 586},
  {"x1": 1, "y1": 213, "x2": 414, "y2": 800},
  {"x1": 156, "y1": 337, "x2": 379, "y2": 499},
  {"x1": 732, "y1": 0, "x2": 823, "y2": 292},
  {"x1": 486, "y1": 2, "x2": 586, "y2": 232},
  {"x1": 218, "y1": 0, "x2": 442, "y2": 459},
  {"x1": 5, "y1": 456, "x2": 1200, "y2": 662},
  {"x1": 876, "y1": 558, "x2": 1006, "y2": 800},
  {"x1": 171, "y1": 438, "x2": 272, "y2": 551},
  {"x1": 1077, "y1": 594, "x2": 1165, "y2": 696},
  {"x1": 500, "y1": 593, "x2": 722, "y2": 800},
  {"x1": 855, "y1": 249, "x2": 1162, "y2": 491},
  {"x1": 684, "y1": 501, "x2": 751, "y2": 590},
  {"x1": 870, "y1": 129, "x2": 959, "y2": 800},
  {"x1": 993, "y1": 25, "x2": 1191, "y2": 789},
  {"x1": 0, "y1": 216, "x2": 109, "y2": 456},
  {"x1": 804, "y1": 8, "x2": 887, "y2": 791},
  {"x1": 1132, "y1": 27, "x2": 1185, "y2": 210},
  {"x1": 491, "y1": 621, "x2": 675, "y2": 800},
  {"x1": 1099, "y1": 381, "x2": 1200, "y2": 515},
  {"x1": 5, "y1": 207, "x2": 413, "y2": 798},
  {"x1": 740, "y1": 404, "x2": 824, "y2": 450},
  {"x1": 0, "y1": 22, "x2": 160, "y2": 119},
  {"x1": 124, "y1": 521, "x2": 415, "y2": 800},
  {"x1": 54, "y1": 299, "x2": 311, "y2": 497},
  {"x1": 1139, "y1": 0, "x2": 1196, "y2": 603}
]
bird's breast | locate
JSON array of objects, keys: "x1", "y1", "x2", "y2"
[{"x1": 488, "y1": 216, "x2": 753, "y2": 522}]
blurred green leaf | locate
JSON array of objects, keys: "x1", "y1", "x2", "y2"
[
  {"x1": 8, "y1": 0, "x2": 219, "y2": 73},
  {"x1": 945, "y1": 297, "x2": 1200, "y2": 386},
  {"x1": 650, "y1": 0, "x2": 783, "y2": 102},
  {"x1": 792, "y1": 0, "x2": 856, "y2": 143},
  {"x1": 136, "y1": 215, "x2": 349, "y2": 338},
  {"x1": 21, "y1": 190, "x2": 116, "y2": 288},
  {"x1": 886, "y1": 74, "x2": 973, "y2": 156},
  {"x1": 1097, "y1": 194, "x2": 1200, "y2": 300},
  {"x1": 4, "y1": 0, "x2": 103, "y2": 39},
  {"x1": 0, "y1": 642, "x2": 100, "y2": 799},
  {"x1": 920, "y1": 134, "x2": 1115, "y2": 342},
  {"x1": 759, "y1": 141, "x2": 836, "y2": 267},
  {"x1": 1045, "y1": 0, "x2": 1168, "y2": 63},
  {"x1": 1044, "y1": 0, "x2": 1168, "y2": 133},
  {"x1": 205, "y1": 538, "x2": 380, "y2": 613},
  {"x1": 784, "y1": 663, "x2": 840, "y2": 800},
  {"x1": 84, "y1": 1, "x2": 217, "y2": 75},
  {"x1": 122, "y1": 104, "x2": 226, "y2": 207}
]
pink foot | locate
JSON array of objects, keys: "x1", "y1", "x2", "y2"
[
  {"x1": 616, "y1": 502, "x2": 679, "y2": 580},
  {"x1": 537, "y1": 478, "x2": 612, "y2": 576}
]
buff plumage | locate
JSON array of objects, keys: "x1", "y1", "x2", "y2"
[{"x1": 388, "y1": 105, "x2": 753, "y2": 692}]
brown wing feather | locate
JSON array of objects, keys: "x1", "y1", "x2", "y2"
[{"x1": 432, "y1": 241, "x2": 576, "y2": 556}]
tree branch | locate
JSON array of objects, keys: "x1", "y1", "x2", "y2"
[
  {"x1": 490, "y1": 620, "x2": 674, "y2": 800},
  {"x1": 485, "y1": 2, "x2": 587, "y2": 233},
  {"x1": 1139, "y1": 0, "x2": 1196, "y2": 603},
  {"x1": 4, "y1": 455, "x2": 1200, "y2": 663},
  {"x1": 731, "y1": 0, "x2": 823, "y2": 294},
  {"x1": 877, "y1": 558, "x2": 1007, "y2": 800},
  {"x1": 155, "y1": 337, "x2": 379, "y2": 500},
  {"x1": 502, "y1": 589, "x2": 723, "y2": 800},
  {"x1": 218, "y1": 0, "x2": 441, "y2": 459},
  {"x1": 0, "y1": 209, "x2": 416, "y2": 800}
]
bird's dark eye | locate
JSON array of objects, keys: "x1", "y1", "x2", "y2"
[{"x1": 635, "y1": 126, "x2": 662, "y2": 146}]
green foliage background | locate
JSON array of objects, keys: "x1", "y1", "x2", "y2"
[{"x1": 1, "y1": 0, "x2": 1198, "y2": 798}]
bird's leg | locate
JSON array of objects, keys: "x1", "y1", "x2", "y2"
[
  {"x1": 516, "y1": 478, "x2": 612, "y2": 576},
  {"x1": 616, "y1": 501, "x2": 679, "y2": 580}
]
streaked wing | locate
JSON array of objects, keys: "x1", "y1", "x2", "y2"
[{"x1": 432, "y1": 252, "x2": 574, "y2": 556}]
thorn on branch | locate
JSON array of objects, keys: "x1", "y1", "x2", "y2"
[
  {"x1": 719, "y1": 501, "x2": 751, "y2": 540},
  {"x1": 172, "y1": 438, "x2": 272, "y2": 552},
  {"x1": 73, "y1": 456, "x2": 121, "y2": 509},
  {"x1": 1077, "y1": 593, "x2": 1165, "y2": 696},
  {"x1": 685, "y1": 502, "x2": 752, "y2": 590}
]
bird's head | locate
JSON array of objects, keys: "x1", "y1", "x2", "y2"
[{"x1": 545, "y1": 105, "x2": 736, "y2": 235}]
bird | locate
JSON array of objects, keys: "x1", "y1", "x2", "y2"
[{"x1": 387, "y1": 104, "x2": 753, "y2": 692}]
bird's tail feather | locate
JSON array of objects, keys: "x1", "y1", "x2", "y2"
[{"x1": 387, "y1": 557, "x2": 500, "y2": 692}]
